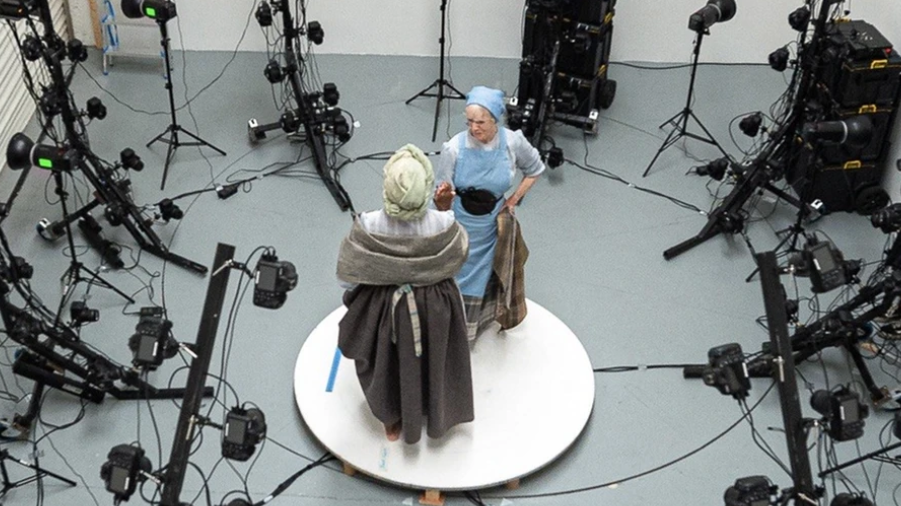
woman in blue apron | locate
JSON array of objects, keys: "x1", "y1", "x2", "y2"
[{"x1": 434, "y1": 86, "x2": 545, "y2": 340}]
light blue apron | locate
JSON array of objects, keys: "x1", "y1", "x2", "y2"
[{"x1": 452, "y1": 129, "x2": 512, "y2": 297}]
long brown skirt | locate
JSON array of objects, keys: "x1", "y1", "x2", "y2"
[{"x1": 338, "y1": 280, "x2": 474, "y2": 444}]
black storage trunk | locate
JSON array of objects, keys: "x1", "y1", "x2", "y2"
[
  {"x1": 794, "y1": 19, "x2": 901, "y2": 213},
  {"x1": 515, "y1": 0, "x2": 616, "y2": 136}
]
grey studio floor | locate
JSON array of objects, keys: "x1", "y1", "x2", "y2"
[{"x1": 0, "y1": 47, "x2": 900, "y2": 506}]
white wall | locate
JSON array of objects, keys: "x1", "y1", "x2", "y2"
[{"x1": 70, "y1": 1, "x2": 901, "y2": 63}]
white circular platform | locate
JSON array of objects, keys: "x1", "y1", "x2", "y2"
[{"x1": 293, "y1": 299, "x2": 595, "y2": 491}]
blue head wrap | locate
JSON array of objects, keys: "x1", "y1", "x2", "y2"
[{"x1": 465, "y1": 86, "x2": 505, "y2": 121}]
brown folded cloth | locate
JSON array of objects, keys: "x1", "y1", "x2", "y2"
[{"x1": 493, "y1": 209, "x2": 529, "y2": 330}]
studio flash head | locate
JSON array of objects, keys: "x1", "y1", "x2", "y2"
[
  {"x1": 702, "y1": 343, "x2": 750, "y2": 399},
  {"x1": 253, "y1": 252, "x2": 297, "y2": 309},
  {"x1": 810, "y1": 386, "x2": 868, "y2": 441},
  {"x1": 222, "y1": 406, "x2": 267, "y2": 461},
  {"x1": 688, "y1": 0, "x2": 736, "y2": 32},
  {"x1": 6, "y1": 133, "x2": 72, "y2": 171},
  {"x1": 724, "y1": 475, "x2": 775, "y2": 506},
  {"x1": 121, "y1": 0, "x2": 177, "y2": 21},
  {"x1": 100, "y1": 444, "x2": 152, "y2": 503},
  {"x1": 803, "y1": 115, "x2": 873, "y2": 148}
]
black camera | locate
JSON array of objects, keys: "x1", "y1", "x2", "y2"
[
  {"x1": 788, "y1": 6, "x2": 810, "y2": 32},
  {"x1": 128, "y1": 307, "x2": 176, "y2": 370},
  {"x1": 871, "y1": 203, "x2": 901, "y2": 233},
  {"x1": 70, "y1": 300, "x2": 99, "y2": 326},
  {"x1": 222, "y1": 407, "x2": 266, "y2": 461},
  {"x1": 739, "y1": 113, "x2": 762, "y2": 137},
  {"x1": 264, "y1": 60, "x2": 284, "y2": 83},
  {"x1": 255, "y1": 0, "x2": 272, "y2": 26},
  {"x1": 307, "y1": 21, "x2": 324, "y2": 45},
  {"x1": 253, "y1": 253, "x2": 297, "y2": 309},
  {"x1": 724, "y1": 475, "x2": 775, "y2": 506},
  {"x1": 831, "y1": 493, "x2": 874, "y2": 506},
  {"x1": 1, "y1": 256, "x2": 33, "y2": 281},
  {"x1": 811, "y1": 386, "x2": 868, "y2": 441},
  {"x1": 696, "y1": 157, "x2": 729, "y2": 181},
  {"x1": 100, "y1": 444, "x2": 152, "y2": 502},
  {"x1": 768, "y1": 47, "x2": 790, "y2": 72},
  {"x1": 157, "y1": 198, "x2": 183, "y2": 222},
  {"x1": 802, "y1": 239, "x2": 859, "y2": 293},
  {"x1": 703, "y1": 343, "x2": 750, "y2": 399}
]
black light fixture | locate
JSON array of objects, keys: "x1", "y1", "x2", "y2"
[
  {"x1": 121, "y1": 0, "x2": 177, "y2": 21},
  {"x1": 803, "y1": 115, "x2": 873, "y2": 148},
  {"x1": 5, "y1": 133, "x2": 72, "y2": 171},
  {"x1": 688, "y1": 0, "x2": 736, "y2": 32}
]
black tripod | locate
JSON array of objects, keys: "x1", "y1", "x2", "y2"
[
  {"x1": 406, "y1": 0, "x2": 466, "y2": 142},
  {"x1": 49, "y1": 170, "x2": 134, "y2": 321},
  {"x1": 0, "y1": 449, "x2": 76, "y2": 497},
  {"x1": 147, "y1": 18, "x2": 226, "y2": 190},
  {"x1": 643, "y1": 29, "x2": 728, "y2": 178}
]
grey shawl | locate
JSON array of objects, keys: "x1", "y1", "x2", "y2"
[{"x1": 336, "y1": 218, "x2": 469, "y2": 286}]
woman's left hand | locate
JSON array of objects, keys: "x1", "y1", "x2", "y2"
[{"x1": 502, "y1": 197, "x2": 518, "y2": 214}]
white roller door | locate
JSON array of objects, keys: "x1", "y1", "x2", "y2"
[{"x1": 1, "y1": 0, "x2": 70, "y2": 171}]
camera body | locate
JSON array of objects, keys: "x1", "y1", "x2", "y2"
[
  {"x1": 100, "y1": 444, "x2": 151, "y2": 501},
  {"x1": 811, "y1": 386, "x2": 868, "y2": 441},
  {"x1": 702, "y1": 343, "x2": 750, "y2": 399},
  {"x1": 222, "y1": 407, "x2": 267, "y2": 461},
  {"x1": 724, "y1": 475, "x2": 774, "y2": 506},
  {"x1": 253, "y1": 254, "x2": 297, "y2": 309},
  {"x1": 803, "y1": 240, "x2": 859, "y2": 293},
  {"x1": 128, "y1": 307, "x2": 174, "y2": 369}
]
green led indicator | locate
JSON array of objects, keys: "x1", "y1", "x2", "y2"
[
  {"x1": 145, "y1": 6, "x2": 156, "y2": 17},
  {"x1": 38, "y1": 158, "x2": 53, "y2": 169}
]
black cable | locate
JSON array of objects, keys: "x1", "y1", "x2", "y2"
[
  {"x1": 593, "y1": 363, "x2": 699, "y2": 373},
  {"x1": 492, "y1": 382, "x2": 776, "y2": 500},
  {"x1": 252, "y1": 452, "x2": 335, "y2": 506}
]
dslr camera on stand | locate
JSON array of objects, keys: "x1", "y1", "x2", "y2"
[
  {"x1": 253, "y1": 253, "x2": 298, "y2": 309},
  {"x1": 703, "y1": 343, "x2": 751, "y2": 399}
]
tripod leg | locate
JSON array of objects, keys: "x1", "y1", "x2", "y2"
[
  {"x1": 146, "y1": 126, "x2": 172, "y2": 148},
  {"x1": 431, "y1": 87, "x2": 442, "y2": 143},
  {"x1": 444, "y1": 80, "x2": 466, "y2": 99},
  {"x1": 643, "y1": 114, "x2": 687, "y2": 177},
  {"x1": 160, "y1": 136, "x2": 177, "y2": 190},
  {"x1": 406, "y1": 79, "x2": 441, "y2": 105},
  {"x1": 176, "y1": 126, "x2": 227, "y2": 156},
  {"x1": 78, "y1": 265, "x2": 135, "y2": 304}
]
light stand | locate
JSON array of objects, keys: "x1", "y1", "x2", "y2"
[
  {"x1": 16, "y1": 0, "x2": 207, "y2": 274},
  {"x1": 49, "y1": 168, "x2": 135, "y2": 318},
  {"x1": 146, "y1": 14, "x2": 226, "y2": 191},
  {"x1": 663, "y1": 0, "x2": 838, "y2": 261},
  {"x1": 642, "y1": 28, "x2": 729, "y2": 178},
  {"x1": 405, "y1": 0, "x2": 466, "y2": 142},
  {"x1": 0, "y1": 449, "x2": 76, "y2": 497}
]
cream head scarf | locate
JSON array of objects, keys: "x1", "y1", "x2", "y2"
[{"x1": 382, "y1": 144, "x2": 434, "y2": 221}]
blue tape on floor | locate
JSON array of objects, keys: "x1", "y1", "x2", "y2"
[{"x1": 326, "y1": 347, "x2": 342, "y2": 392}]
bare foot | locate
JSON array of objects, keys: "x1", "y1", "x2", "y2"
[{"x1": 385, "y1": 421, "x2": 402, "y2": 442}]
